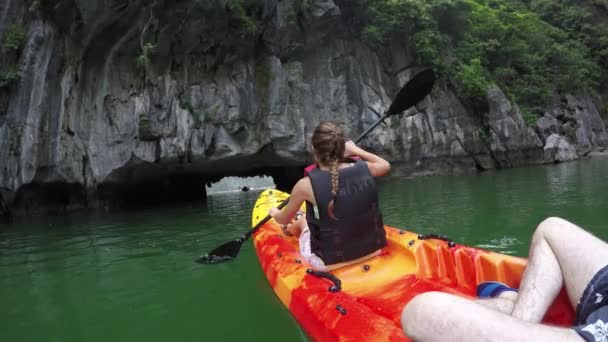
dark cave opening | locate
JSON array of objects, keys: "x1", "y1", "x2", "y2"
[{"x1": 6, "y1": 164, "x2": 308, "y2": 217}]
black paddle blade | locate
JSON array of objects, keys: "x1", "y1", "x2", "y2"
[
  {"x1": 195, "y1": 239, "x2": 244, "y2": 264},
  {"x1": 387, "y1": 69, "x2": 436, "y2": 116}
]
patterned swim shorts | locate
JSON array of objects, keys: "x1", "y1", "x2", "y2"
[{"x1": 573, "y1": 265, "x2": 608, "y2": 342}]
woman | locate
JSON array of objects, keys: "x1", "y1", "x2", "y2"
[{"x1": 269, "y1": 121, "x2": 391, "y2": 271}]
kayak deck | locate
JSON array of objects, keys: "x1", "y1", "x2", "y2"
[{"x1": 251, "y1": 189, "x2": 574, "y2": 341}]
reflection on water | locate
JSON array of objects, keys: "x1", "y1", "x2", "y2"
[
  {"x1": 476, "y1": 237, "x2": 525, "y2": 255},
  {"x1": 1, "y1": 159, "x2": 607, "y2": 341}
]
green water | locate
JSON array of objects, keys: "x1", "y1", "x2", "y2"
[{"x1": 1, "y1": 158, "x2": 607, "y2": 341}]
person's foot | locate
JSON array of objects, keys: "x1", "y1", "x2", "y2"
[{"x1": 477, "y1": 281, "x2": 518, "y2": 298}]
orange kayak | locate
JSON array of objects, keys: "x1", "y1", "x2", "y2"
[{"x1": 251, "y1": 189, "x2": 574, "y2": 341}]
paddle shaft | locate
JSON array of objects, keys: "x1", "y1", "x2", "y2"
[
  {"x1": 354, "y1": 114, "x2": 390, "y2": 144},
  {"x1": 243, "y1": 197, "x2": 289, "y2": 241}
]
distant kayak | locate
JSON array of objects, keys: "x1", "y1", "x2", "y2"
[{"x1": 251, "y1": 189, "x2": 574, "y2": 341}]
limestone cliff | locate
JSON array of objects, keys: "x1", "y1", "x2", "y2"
[{"x1": 0, "y1": 0, "x2": 606, "y2": 217}]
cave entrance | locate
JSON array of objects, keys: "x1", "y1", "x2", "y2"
[
  {"x1": 97, "y1": 164, "x2": 306, "y2": 210},
  {"x1": 205, "y1": 176, "x2": 275, "y2": 195},
  {"x1": 97, "y1": 173, "x2": 208, "y2": 210},
  {"x1": 205, "y1": 165, "x2": 307, "y2": 197},
  {"x1": 7, "y1": 164, "x2": 308, "y2": 217}
]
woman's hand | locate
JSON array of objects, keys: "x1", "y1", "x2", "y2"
[
  {"x1": 280, "y1": 223, "x2": 293, "y2": 237},
  {"x1": 269, "y1": 207, "x2": 281, "y2": 218},
  {"x1": 270, "y1": 207, "x2": 294, "y2": 237},
  {"x1": 343, "y1": 140, "x2": 391, "y2": 177},
  {"x1": 344, "y1": 140, "x2": 359, "y2": 158}
]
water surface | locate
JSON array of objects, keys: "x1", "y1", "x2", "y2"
[{"x1": 1, "y1": 158, "x2": 607, "y2": 341}]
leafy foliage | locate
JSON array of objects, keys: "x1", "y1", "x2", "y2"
[
  {"x1": 352, "y1": 0, "x2": 603, "y2": 113},
  {"x1": 136, "y1": 43, "x2": 155, "y2": 70},
  {"x1": 2, "y1": 24, "x2": 26, "y2": 52},
  {"x1": 454, "y1": 58, "x2": 490, "y2": 103},
  {"x1": 0, "y1": 65, "x2": 19, "y2": 88},
  {"x1": 1, "y1": 24, "x2": 26, "y2": 89},
  {"x1": 226, "y1": 0, "x2": 262, "y2": 38},
  {"x1": 521, "y1": 109, "x2": 540, "y2": 126}
]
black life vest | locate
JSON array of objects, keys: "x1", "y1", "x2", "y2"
[{"x1": 306, "y1": 160, "x2": 387, "y2": 265}]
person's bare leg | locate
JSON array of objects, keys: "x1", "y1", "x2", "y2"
[
  {"x1": 476, "y1": 298, "x2": 514, "y2": 314},
  {"x1": 511, "y1": 217, "x2": 608, "y2": 323},
  {"x1": 402, "y1": 291, "x2": 582, "y2": 342},
  {"x1": 476, "y1": 291, "x2": 517, "y2": 315}
]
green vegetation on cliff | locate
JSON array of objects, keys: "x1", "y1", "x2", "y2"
[
  {"x1": 0, "y1": 24, "x2": 26, "y2": 88},
  {"x1": 353, "y1": 0, "x2": 607, "y2": 114},
  {"x1": 2, "y1": 24, "x2": 26, "y2": 52}
]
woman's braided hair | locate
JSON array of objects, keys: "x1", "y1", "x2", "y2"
[{"x1": 312, "y1": 122, "x2": 346, "y2": 221}]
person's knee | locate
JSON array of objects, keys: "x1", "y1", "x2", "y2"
[
  {"x1": 402, "y1": 292, "x2": 443, "y2": 339},
  {"x1": 534, "y1": 217, "x2": 570, "y2": 242}
]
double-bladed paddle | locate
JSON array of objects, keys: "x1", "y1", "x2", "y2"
[{"x1": 196, "y1": 68, "x2": 436, "y2": 264}]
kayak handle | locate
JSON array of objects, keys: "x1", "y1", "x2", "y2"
[
  {"x1": 418, "y1": 233, "x2": 456, "y2": 248},
  {"x1": 307, "y1": 269, "x2": 342, "y2": 292}
]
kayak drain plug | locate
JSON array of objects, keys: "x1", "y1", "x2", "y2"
[
  {"x1": 336, "y1": 305, "x2": 347, "y2": 315},
  {"x1": 363, "y1": 265, "x2": 371, "y2": 271}
]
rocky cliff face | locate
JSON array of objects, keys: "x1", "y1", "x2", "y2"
[{"x1": 1, "y1": 0, "x2": 607, "y2": 217}]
